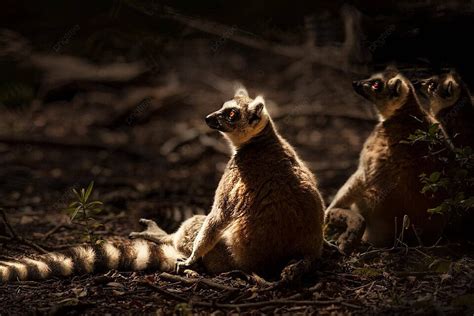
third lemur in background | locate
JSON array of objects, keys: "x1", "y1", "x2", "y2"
[
  {"x1": 415, "y1": 71, "x2": 474, "y2": 241},
  {"x1": 415, "y1": 70, "x2": 474, "y2": 149}
]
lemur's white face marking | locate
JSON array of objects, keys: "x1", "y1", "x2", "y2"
[
  {"x1": 353, "y1": 69, "x2": 411, "y2": 121},
  {"x1": 205, "y1": 87, "x2": 270, "y2": 147},
  {"x1": 416, "y1": 73, "x2": 461, "y2": 117}
]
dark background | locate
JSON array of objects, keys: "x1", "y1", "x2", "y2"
[{"x1": 0, "y1": 1, "x2": 473, "y2": 314}]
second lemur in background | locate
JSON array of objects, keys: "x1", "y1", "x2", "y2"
[{"x1": 325, "y1": 67, "x2": 447, "y2": 254}]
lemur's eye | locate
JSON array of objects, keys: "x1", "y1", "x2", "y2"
[
  {"x1": 227, "y1": 109, "x2": 239, "y2": 122},
  {"x1": 371, "y1": 80, "x2": 382, "y2": 91},
  {"x1": 428, "y1": 80, "x2": 437, "y2": 91}
]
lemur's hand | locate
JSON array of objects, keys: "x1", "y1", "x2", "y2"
[
  {"x1": 175, "y1": 256, "x2": 196, "y2": 274},
  {"x1": 324, "y1": 208, "x2": 365, "y2": 255}
]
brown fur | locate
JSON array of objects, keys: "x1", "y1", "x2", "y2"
[
  {"x1": 325, "y1": 69, "x2": 447, "y2": 253},
  {"x1": 173, "y1": 88, "x2": 325, "y2": 276}
]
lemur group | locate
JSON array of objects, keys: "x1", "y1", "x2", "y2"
[{"x1": 1, "y1": 67, "x2": 472, "y2": 283}]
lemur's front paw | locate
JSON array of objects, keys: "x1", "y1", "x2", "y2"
[
  {"x1": 324, "y1": 208, "x2": 365, "y2": 255},
  {"x1": 175, "y1": 258, "x2": 194, "y2": 274},
  {"x1": 129, "y1": 218, "x2": 168, "y2": 243}
]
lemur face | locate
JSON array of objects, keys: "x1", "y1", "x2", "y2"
[
  {"x1": 415, "y1": 72, "x2": 461, "y2": 116},
  {"x1": 352, "y1": 69, "x2": 410, "y2": 120},
  {"x1": 205, "y1": 87, "x2": 269, "y2": 147}
]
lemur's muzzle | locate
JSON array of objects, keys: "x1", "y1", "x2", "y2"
[
  {"x1": 205, "y1": 113, "x2": 221, "y2": 130},
  {"x1": 352, "y1": 80, "x2": 367, "y2": 98},
  {"x1": 412, "y1": 80, "x2": 422, "y2": 90}
]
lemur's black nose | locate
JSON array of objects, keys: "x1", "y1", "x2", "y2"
[
  {"x1": 352, "y1": 80, "x2": 364, "y2": 94},
  {"x1": 205, "y1": 114, "x2": 220, "y2": 130}
]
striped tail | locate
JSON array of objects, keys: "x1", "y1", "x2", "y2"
[{"x1": 0, "y1": 239, "x2": 183, "y2": 283}]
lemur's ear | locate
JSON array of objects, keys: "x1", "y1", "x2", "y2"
[
  {"x1": 388, "y1": 78, "x2": 402, "y2": 96},
  {"x1": 234, "y1": 86, "x2": 249, "y2": 98},
  {"x1": 248, "y1": 96, "x2": 265, "y2": 123},
  {"x1": 447, "y1": 68, "x2": 458, "y2": 76},
  {"x1": 385, "y1": 64, "x2": 399, "y2": 72},
  {"x1": 446, "y1": 81, "x2": 453, "y2": 96}
]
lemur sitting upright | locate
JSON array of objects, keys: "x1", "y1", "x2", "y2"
[
  {"x1": 0, "y1": 87, "x2": 325, "y2": 282},
  {"x1": 324, "y1": 67, "x2": 447, "y2": 254},
  {"x1": 415, "y1": 70, "x2": 474, "y2": 149},
  {"x1": 414, "y1": 71, "x2": 474, "y2": 241}
]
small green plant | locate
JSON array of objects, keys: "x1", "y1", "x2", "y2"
[
  {"x1": 64, "y1": 181, "x2": 104, "y2": 244},
  {"x1": 401, "y1": 122, "x2": 447, "y2": 154},
  {"x1": 405, "y1": 123, "x2": 474, "y2": 217}
]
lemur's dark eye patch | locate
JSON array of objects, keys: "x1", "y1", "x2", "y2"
[
  {"x1": 428, "y1": 80, "x2": 438, "y2": 92},
  {"x1": 225, "y1": 108, "x2": 240, "y2": 122},
  {"x1": 371, "y1": 80, "x2": 383, "y2": 91}
]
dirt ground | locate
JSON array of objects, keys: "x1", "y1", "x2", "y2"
[{"x1": 0, "y1": 12, "x2": 474, "y2": 314}]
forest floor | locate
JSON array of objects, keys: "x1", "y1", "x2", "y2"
[{"x1": 0, "y1": 32, "x2": 473, "y2": 314}]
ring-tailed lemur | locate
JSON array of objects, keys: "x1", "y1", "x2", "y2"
[
  {"x1": 324, "y1": 67, "x2": 447, "y2": 254},
  {"x1": 415, "y1": 70, "x2": 473, "y2": 149},
  {"x1": 1, "y1": 87, "x2": 325, "y2": 282}
]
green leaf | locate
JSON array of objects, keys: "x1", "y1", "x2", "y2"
[
  {"x1": 462, "y1": 196, "x2": 474, "y2": 208},
  {"x1": 71, "y1": 205, "x2": 82, "y2": 221},
  {"x1": 428, "y1": 124, "x2": 439, "y2": 135},
  {"x1": 86, "y1": 201, "x2": 103, "y2": 207},
  {"x1": 429, "y1": 172, "x2": 441, "y2": 182},
  {"x1": 352, "y1": 267, "x2": 382, "y2": 278},
  {"x1": 91, "y1": 208, "x2": 103, "y2": 214},
  {"x1": 85, "y1": 181, "x2": 94, "y2": 201},
  {"x1": 427, "y1": 205, "x2": 445, "y2": 215},
  {"x1": 68, "y1": 201, "x2": 80, "y2": 207},
  {"x1": 72, "y1": 188, "x2": 80, "y2": 199}
]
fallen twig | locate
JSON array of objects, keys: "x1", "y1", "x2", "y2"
[
  {"x1": 41, "y1": 223, "x2": 68, "y2": 241},
  {"x1": 138, "y1": 280, "x2": 189, "y2": 302},
  {"x1": 193, "y1": 298, "x2": 361, "y2": 310},
  {"x1": 0, "y1": 208, "x2": 49, "y2": 254},
  {"x1": 159, "y1": 272, "x2": 239, "y2": 292},
  {"x1": 159, "y1": 6, "x2": 365, "y2": 74},
  {"x1": 0, "y1": 136, "x2": 149, "y2": 160},
  {"x1": 0, "y1": 208, "x2": 17, "y2": 238},
  {"x1": 392, "y1": 271, "x2": 443, "y2": 277},
  {"x1": 358, "y1": 243, "x2": 460, "y2": 261}
]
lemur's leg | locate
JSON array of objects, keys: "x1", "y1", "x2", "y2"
[
  {"x1": 176, "y1": 209, "x2": 229, "y2": 273},
  {"x1": 327, "y1": 168, "x2": 364, "y2": 210},
  {"x1": 325, "y1": 169, "x2": 366, "y2": 254},
  {"x1": 129, "y1": 218, "x2": 172, "y2": 244}
]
